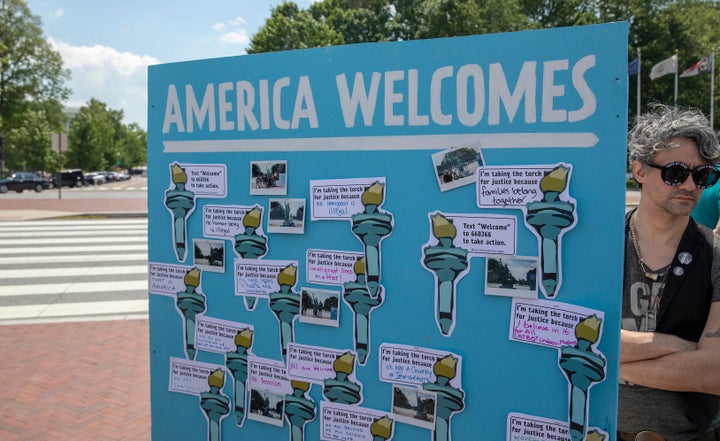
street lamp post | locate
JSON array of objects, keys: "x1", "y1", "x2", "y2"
[{"x1": 56, "y1": 132, "x2": 63, "y2": 200}]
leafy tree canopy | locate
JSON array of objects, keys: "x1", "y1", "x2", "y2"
[
  {"x1": 0, "y1": 0, "x2": 71, "y2": 173},
  {"x1": 249, "y1": 0, "x2": 720, "y2": 126}
]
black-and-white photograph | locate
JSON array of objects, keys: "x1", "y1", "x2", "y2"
[
  {"x1": 431, "y1": 143, "x2": 484, "y2": 192},
  {"x1": 250, "y1": 160, "x2": 287, "y2": 195},
  {"x1": 192, "y1": 238, "x2": 225, "y2": 273},
  {"x1": 485, "y1": 256, "x2": 538, "y2": 299},
  {"x1": 248, "y1": 388, "x2": 285, "y2": 427},
  {"x1": 299, "y1": 288, "x2": 340, "y2": 327},
  {"x1": 391, "y1": 384, "x2": 436, "y2": 430},
  {"x1": 267, "y1": 198, "x2": 305, "y2": 234}
]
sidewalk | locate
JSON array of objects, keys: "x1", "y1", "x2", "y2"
[
  {"x1": 0, "y1": 196, "x2": 147, "y2": 221},
  {"x1": 0, "y1": 319, "x2": 150, "y2": 441},
  {"x1": 0, "y1": 195, "x2": 150, "y2": 440}
]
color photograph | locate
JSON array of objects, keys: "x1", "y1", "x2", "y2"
[
  {"x1": 391, "y1": 384, "x2": 436, "y2": 430},
  {"x1": 485, "y1": 256, "x2": 538, "y2": 299},
  {"x1": 267, "y1": 198, "x2": 305, "y2": 234},
  {"x1": 192, "y1": 238, "x2": 225, "y2": 273},
  {"x1": 432, "y1": 143, "x2": 484, "y2": 192},
  {"x1": 299, "y1": 288, "x2": 340, "y2": 327},
  {"x1": 248, "y1": 388, "x2": 285, "y2": 427},
  {"x1": 250, "y1": 160, "x2": 288, "y2": 195}
]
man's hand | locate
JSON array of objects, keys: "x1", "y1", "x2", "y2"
[{"x1": 619, "y1": 303, "x2": 720, "y2": 395}]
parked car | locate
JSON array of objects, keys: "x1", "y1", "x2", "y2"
[
  {"x1": 84, "y1": 172, "x2": 107, "y2": 185},
  {"x1": 100, "y1": 171, "x2": 120, "y2": 182},
  {"x1": 117, "y1": 172, "x2": 130, "y2": 181},
  {"x1": 0, "y1": 172, "x2": 52, "y2": 193},
  {"x1": 129, "y1": 166, "x2": 147, "y2": 176},
  {"x1": 52, "y1": 169, "x2": 86, "y2": 188}
]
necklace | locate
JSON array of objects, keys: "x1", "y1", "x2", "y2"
[
  {"x1": 629, "y1": 212, "x2": 663, "y2": 331},
  {"x1": 629, "y1": 213, "x2": 661, "y2": 282}
]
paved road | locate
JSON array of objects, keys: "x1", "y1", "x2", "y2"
[
  {"x1": 0, "y1": 218, "x2": 148, "y2": 324},
  {"x1": 0, "y1": 177, "x2": 148, "y2": 221}
]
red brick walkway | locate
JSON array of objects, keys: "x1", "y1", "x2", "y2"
[{"x1": 0, "y1": 319, "x2": 150, "y2": 440}]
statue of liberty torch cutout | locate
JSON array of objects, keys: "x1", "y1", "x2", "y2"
[
  {"x1": 422, "y1": 355, "x2": 465, "y2": 441},
  {"x1": 525, "y1": 164, "x2": 577, "y2": 298},
  {"x1": 422, "y1": 214, "x2": 469, "y2": 336},
  {"x1": 284, "y1": 380, "x2": 316, "y2": 441},
  {"x1": 234, "y1": 206, "x2": 268, "y2": 311},
  {"x1": 200, "y1": 368, "x2": 231, "y2": 441},
  {"x1": 351, "y1": 181, "x2": 393, "y2": 298},
  {"x1": 370, "y1": 416, "x2": 394, "y2": 441},
  {"x1": 165, "y1": 163, "x2": 196, "y2": 262},
  {"x1": 323, "y1": 351, "x2": 363, "y2": 404},
  {"x1": 559, "y1": 315, "x2": 606, "y2": 441},
  {"x1": 176, "y1": 267, "x2": 206, "y2": 360},
  {"x1": 225, "y1": 328, "x2": 253, "y2": 426},
  {"x1": 268, "y1": 264, "x2": 300, "y2": 361},
  {"x1": 343, "y1": 257, "x2": 383, "y2": 365}
]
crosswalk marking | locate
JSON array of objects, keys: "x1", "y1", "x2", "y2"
[
  {"x1": 0, "y1": 299, "x2": 148, "y2": 322},
  {"x1": 0, "y1": 280, "x2": 147, "y2": 297},
  {"x1": 0, "y1": 265, "x2": 148, "y2": 280},
  {"x1": 0, "y1": 236, "x2": 147, "y2": 246},
  {"x1": 0, "y1": 219, "x2": 149, "y2": 324},
  {"x1": 0, "y1": 253, "x2": 147, "y2": 265},
  {"x1": 2, "y1": 244, "x2": 147, "y2": 254}
]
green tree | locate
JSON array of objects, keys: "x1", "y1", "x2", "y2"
[
  {"x1": 66, "y1": 99, "x2": 117, "y2": 171},
  {"x1": 116, "y1": 123, "x2": 147, "y2": 170},
  {"x1": 247, "y1": 2, "x2": 342, "y2": 54},
  {"x1": 66, "y1": 99, "x2": 147, "y2": 172},
  {"x1": 413, "y1": 0, "x2": 527, "y2": 39},
  {"x1": 0, "y1": 0, "x2": 70, "y2": 172},
  {"x1": 519, "y1": 0, "x2": 604, "y2": 28},
  {"x1": 5, "y1": 108, "x2": 55, "y2": 172},
  {"x1": 310, "y1": 0, "x2": 395, "y2": 43}
]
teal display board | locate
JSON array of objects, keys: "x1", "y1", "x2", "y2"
[{"x1": 148, "y1": 22, "x2": 628, "y2": 441}]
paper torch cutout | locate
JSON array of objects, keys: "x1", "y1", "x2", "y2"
[
  {"x1": 525, "y1": 165, "x2": 576, "y2": 298},
  {"x1": 323, "y1": 351, "x2": 362, "y2": 404},
  {"x1": 176, "y1": 267, "x2": 206, "y2": 360},
  {"x1": 200, "y1": 369, "x2": 230, "y2": 441},
  {"x1": 371, "y1": 416, "x2": 394, "y2": 441},
  {"x1": 225, "y1": 328, "x2": 253, "y2": 426},
  {"x1": 234, "y1": 206, "x2": 268, "y2": 311},
  {"x1": 351, "y1": 181, "x2": 393, "y2": 298},
  {"x1": 165, "y1": 163, "x2": 195, "y2": 261},
  {"x1": 343, "y1": 257, "x2": 383, "y2": 365},
  {"x1": 422, "y1": 355, "x2": 465, "y2": 441},
  {"x1": 559, "y1": 315, "x2": 606, "y2": 441},
  {"x1": 268, "y1": 264, "x2": 300, "y2": 361},
  {"x1": 285, "y1": 380, "x2": 316, "y2": 441},
  {"x1": 423, "y1": 213, "x2": 469, "y2": 336}
]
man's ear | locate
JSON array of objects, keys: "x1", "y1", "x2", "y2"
[{"x1": 631, "y1": 160, "x2": 647, "y2": 185}]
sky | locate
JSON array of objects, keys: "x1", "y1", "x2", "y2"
[{"x1": 26, "y1": 0, "x2": 317, "y2": 129}]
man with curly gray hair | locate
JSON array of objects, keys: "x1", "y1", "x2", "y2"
[{"x1": 619, "y1": 104, "x2": 720, "y2": 441}]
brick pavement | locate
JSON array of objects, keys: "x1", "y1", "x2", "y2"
[{"x1": 0, "y1": 319, "x2": 150, "y2": 441}]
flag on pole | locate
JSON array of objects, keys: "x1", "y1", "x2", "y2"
[
  {"x1": 628, "y1": 57, "x2": 639, "y2": 76},
  {"x1": 650, "y1": 54, "x2": 678, "y2": 80},
  {"x1": 680, "y1": 55, "x2": 711, "y2": 78}
]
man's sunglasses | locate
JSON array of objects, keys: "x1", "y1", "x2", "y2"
[{"x1": 642, "y1": 160, "x2": 720, "y2": 189}]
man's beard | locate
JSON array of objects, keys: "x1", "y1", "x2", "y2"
[{"x1": 656, "y1": 189, "x2": 699, "y2": 216}]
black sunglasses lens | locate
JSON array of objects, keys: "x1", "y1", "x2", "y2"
[
  {"x1": 661, "y1": 163, "x2": 690, "y2": 185},
  {"x1": 693, "y1": 166, "x2": 720, "y2": 188}
]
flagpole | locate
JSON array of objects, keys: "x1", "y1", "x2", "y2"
[
  {"x1": 674, "y1": 49, "x2": 679, "y2": 107},
  {"x1": 637, "y1": 48, "x2": 642, "y2": 116},
  {"x1": 711, "y1": 51, "x2": 715, "y2": 130}
]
